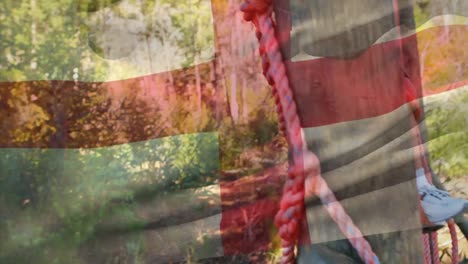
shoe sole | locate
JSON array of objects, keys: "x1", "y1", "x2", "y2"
[
  {"x1": 427, "y1": 199, "x2": 465, "y2": 223},
  {"x1": 423, "y1": 224, "x2": 445, "y2": 233}
]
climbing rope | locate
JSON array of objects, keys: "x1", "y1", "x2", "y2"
[
  {"x1": 448, "y1": 219, "x2": 459, "y2": 264},
  {"x1": 423, "y1": 233, "x2": 433, "y2": 264},
  {"x1": 242, "y1": 2, "x2": 306, "y2": 262},
  {"x1": 431, "y1": 231, "x2": 441, "y2": 264},
  {"x1": 241, "y1": 1, "x2": 379, "y2": 263}
]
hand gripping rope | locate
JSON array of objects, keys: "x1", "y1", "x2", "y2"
[{"x1": 241, "y1": 1, "x2": 380, "y2": 263}]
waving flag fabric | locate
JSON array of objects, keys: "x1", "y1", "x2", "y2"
[{"x1": 0, "y1": 0, "x2": 467, "y2": 263}]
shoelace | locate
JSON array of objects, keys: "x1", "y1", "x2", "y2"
[
  {"x1": 419, "y1": 187, "x2": 458, "y2": 206},
  {"x1": 420, "y1": 186, "x2": 451, "y2": 200},
  {"x1": 420, "y1": 190, "x2": 439, "y2": 201}
]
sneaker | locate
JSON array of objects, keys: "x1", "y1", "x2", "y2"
[{"x1": 419, "y1": 184, "x2": 465, "y2": 224}]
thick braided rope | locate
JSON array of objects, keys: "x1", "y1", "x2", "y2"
[
  {"x1": 242, "y1": 2, "x2": 306, "y2": 263},
  {"x1": 243, "y1": 2, "x2": 309, "y2": 262},
  {"x1": 448, "y1": 219, "x2": 459, "y2": 264},
  {"x1": 423, "y1": 234, "x2": 432, "y2": 264},
  {"x1": 430, "y1": 231, "x2": 441, "y2": 264},
  {"x1": 241, "y1": 1, "x2": 379, "y2": 263}
]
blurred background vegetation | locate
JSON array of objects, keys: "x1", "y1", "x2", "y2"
[
  {"x1": 0, "y1": 0, "x2": 466, "y2": 263},
  {"x1": 0, "y1": 0, "x2": 282, "y2": 262}
]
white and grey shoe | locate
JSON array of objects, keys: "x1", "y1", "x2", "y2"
[
  {"x1": 416, "y1": 168, "x2": 465, "y2": 224},
  {"x1": 419, "y1": 184, "x2": 465, "y2": 224}
]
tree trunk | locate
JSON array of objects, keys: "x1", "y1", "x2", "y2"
[
  {"x1": 241, "y1": 76, "x2": 248, "y2": 123},
  {"x1": 229, "y1": 69, "x2": 239, "y2": 123},
  {"x1": 229, "y1": 6, "x2": 239, "y2": 123},
  {"x1": 195, "y1": 57, "x2": 202, "y2": 112}
]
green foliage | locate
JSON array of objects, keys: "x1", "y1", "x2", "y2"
[
  {"x1": 0, "y1": 2, "x2": 226, "y2": 262},
  {"x1": 425, "y1": 89, "x2": 468, "y2": 179},
  {"x1": 2, "y1": 0, "x2": 466, "y2": 262},
  {"x1": 0, "y1": 133, "x2": 220, "y2": 263},
  {"x1": 0, "y1": 0, "x2": 88, "y2": 81},
  {"x1": 219, "y1": 106, "x2": 280, "y2": 170},
  {"x1": 413, "y1": 3, "x2": 431, "y2": 28}
]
